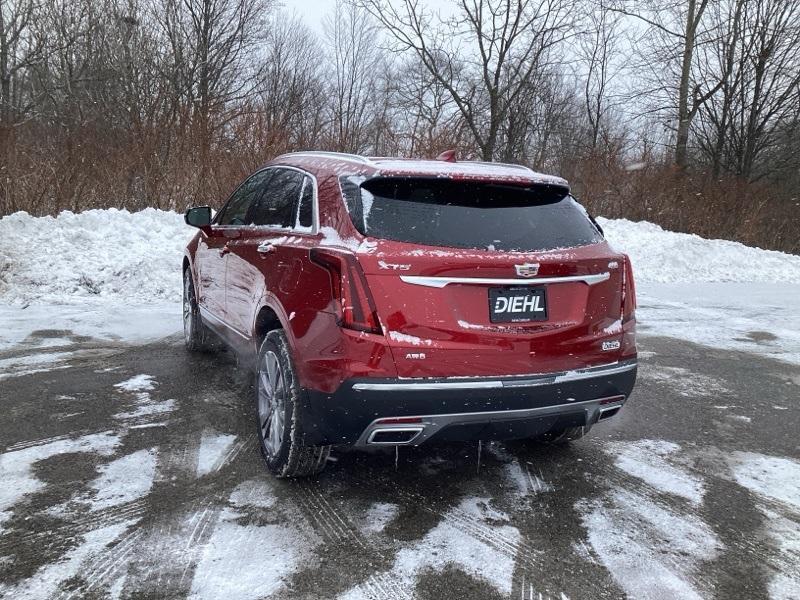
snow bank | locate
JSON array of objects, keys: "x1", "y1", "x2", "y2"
[
  {"x1": 1, "y1": 209, "x2": 799, "y2": 305},
  {"x1": 0, "y1": 208, "x2": 194, "y2": 304},
  {"x1": 599, "y1": 217, "x2": 800, "y2": 284}
]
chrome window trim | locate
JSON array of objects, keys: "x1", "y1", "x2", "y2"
[
  {"x1": 399, "y1": 272, "x2": 610, "y2": 289},
  {"x1": 212, "y1": 165, "x2": 320, "y2": 235},
  {"x1": 351, "y1": 359, "x2": 636, "y2": 392}
]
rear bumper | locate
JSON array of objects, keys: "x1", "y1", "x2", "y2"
[{"x1": 299, "y1": 358, "x2": 637, "y2": 446}]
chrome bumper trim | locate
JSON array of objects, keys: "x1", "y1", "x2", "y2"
[
  {"x1": 351, "y1": 359, "x2": 637, "y2": 392},
  {"x1": 357, "y1": 395, "x2": 627, "y2": 446},
  {"x1": 400, "y1": 272, "x2": 610, "y2": 288},
  {"x1": 353, "y1": 380, "x2": 503, "y2": 392}
]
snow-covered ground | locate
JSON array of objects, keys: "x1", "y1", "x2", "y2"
[
  {"x1": 1, "y1": 208, "x2": 799, "y2": 599},
  {"x1": 1, "y1": 208, "x2": 799, "y2": 364}
]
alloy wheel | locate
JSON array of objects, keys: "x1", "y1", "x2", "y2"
[
  {"x1": 258, "y1": 350, "x2": 286, "y2": 456},
  {"x1": 183, "y1": 274, "x2": 193, "y2": 343}
]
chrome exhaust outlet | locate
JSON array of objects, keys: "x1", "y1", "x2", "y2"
[
  {"x1": 366, "y1": 427, "x2": 424, "y2": 445},
  {"x1": 597, "y1": 394, "x2": 625, "y2": 421},
  {"x1": 598, "y1": 405, "x2": 623, "y2": 420}
]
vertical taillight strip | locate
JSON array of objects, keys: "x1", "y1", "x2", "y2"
[
  {"x1": 310, "y1": 248, "x2": 383, "y2": 335},
  {"x1": 621, "y1": 254, "x2": 637, "y2": 322}
]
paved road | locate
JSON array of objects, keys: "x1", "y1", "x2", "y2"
[{"x1": 0, "y1": 329, "x2": 798, "y2": 599}]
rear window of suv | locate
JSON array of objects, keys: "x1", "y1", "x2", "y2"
[{"x1": 339, "y1": 176, "x2": 603, "y2": 252}]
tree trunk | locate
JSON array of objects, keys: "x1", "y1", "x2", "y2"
[{"x1": 675, "y1": 0, "x2": 697, "y2": 169}]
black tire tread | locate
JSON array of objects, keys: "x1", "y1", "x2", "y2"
[
  {"x1": 184, "y1": 269, "x2": 217, "y2": 353},
  {"x1": 259, "y1": 329, "x2": 330, "y2": 478}
]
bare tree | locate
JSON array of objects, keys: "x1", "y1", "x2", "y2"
[
  {"x1": 391, "y1": 56, "x2": 467, "y2": 157},
  {"x1": 0, "y1": 0, "x2": 43, "y2": 127},
  {"x1": 254, "y1": 12, "x2": 326, "y2": 154},
  {"x1": 323, "y1": 0, "x2": 383, "y2": 153},
  {"x1": 578, "y1": 4, "x2": 624, "y2": 152},
  {"x1": 694, "y1": 0, "x2": 800, "y2": 180},
  {"x1": 607, "y1": 0, "x2": 722, "y2": 168},
  {"x1": 354, "y1": 0, "x2": 577, "y2": 161},
  {"x1": 158, "y1": 0, "x2": 272, "y2": 187}
]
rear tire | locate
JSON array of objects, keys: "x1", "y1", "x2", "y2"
[
  {"x1": 255, "y1": 330, "x2": 330, "y2": 478},
  {"x1": 183, "y1": 268, "x2": 216, "y2": 352}
]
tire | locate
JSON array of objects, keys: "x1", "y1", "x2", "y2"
[
  {"x1": 255, "y1": 330, "x2": 330, "y2": 478},
  {"x1": 183, "y1": 268, "x2": 216, "y2": 352},
  {"x1": 537, "y1": 425, "x2": 590, "y2": 444}
]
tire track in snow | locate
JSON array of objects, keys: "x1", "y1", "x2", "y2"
[
  {"x1": 2, "y1": 427, "x2": 121, "y2": 453},
  {"x1": 351, "y1": 480, "x2": 539, "y2": 567},
  {"x1": 291, "y1": 480, "x2": 367, "y2": 550},
  {"x1": 209, "y1": 433, "x2": 254, "y2": 474},
  {"x1": 294, "y1": 472, "x2": 538, "y2": 599},
  {"x1": 115, "y1": 430, "x2": 256, "y2": 596},
  {"x1": 5, "y1": 433, "x2": 80, "y2": 453},
  {"x1": 288, "y1": 480, "x2": 415, "y2": 599},
  {"x1": 361, "y1": 571, "x2": 414, "y2": 600},
  {"x1": 176, "y1": 497, "x2": 225, "y2": 587},
  {"x1": 597, "y1": 444, "x2": 796, "y2": 571},
  {"x1": 577, "y1": 450, "x2": 726, "y2": 599},
  {"x1": 54, "y1": 528, "x2": 145, "y2": 600},
  {"x1": 110, "y1": 497, "x2": 224, "y2": 598},
  {"x1": 0, "y1": 498, "x2": 148, "y2": 555},
  {"x1": 115, "y1": 426, "x2": 248, "y2": 597},
  {"x1": 517, "y1": 576, "x2": 572, "y2": 600}
]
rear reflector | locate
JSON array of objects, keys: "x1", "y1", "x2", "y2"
[
  {"x1": 375, "y1": 416, "x2": 423, "y2": 425},
  {"x1": 599, "y1": 395, "x2": 625, "y2": 405}
]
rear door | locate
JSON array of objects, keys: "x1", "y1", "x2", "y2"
[
  {"x1": 342, "y1": 177, "x2": 625, "y2": 378},
  {"x1": 225, "y1": 167, "x2": 313, "y2": 338}
]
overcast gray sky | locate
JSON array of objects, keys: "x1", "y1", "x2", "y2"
[{"x1": 290, "y1": 0, "x2": 455, "y2": 32}]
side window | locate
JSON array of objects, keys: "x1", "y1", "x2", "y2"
[
  {"x1": 250, "y1": 168, "x2": 305, "y2": 228},
  {"x1": 296, "y1": 177, "x2": 314, "y2": 230},
  {"x1": 216, "y1": 170, "x2": 272, "y2": 226}
]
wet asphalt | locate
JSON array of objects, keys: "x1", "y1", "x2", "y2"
[{"x1": 0, "y1": 329, "x2": 798, "y2": 600}]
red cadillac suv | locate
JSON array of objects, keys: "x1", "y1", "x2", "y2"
[{"x1": 183, "y1": 151, "x2": 637, "y2": 477}]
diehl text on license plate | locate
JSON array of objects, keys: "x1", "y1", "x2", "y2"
[{"x1": 489, "y1": 287, "x2": 548, "y2": 323}]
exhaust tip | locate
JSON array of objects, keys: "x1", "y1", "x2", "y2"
[
  {"x1": 367, "y1": 427, "x2": 423, "y2": 445},
  {"x1": 598, "y1": 406, "x2": 621, "y2": 420}
]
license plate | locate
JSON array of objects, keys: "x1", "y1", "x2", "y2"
[{"x1": 489, "y1": 287, "x2": 547, "y2": 323}]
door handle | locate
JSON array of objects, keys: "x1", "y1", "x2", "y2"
[
  {"x1": 219, "y1": 243, "x2": 231, "y2": 257},
  {"x1": 257, "y1": 242, "x2": 276, "y2": 255}
]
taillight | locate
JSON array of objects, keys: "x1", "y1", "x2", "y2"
[
  {"x1": 310, "y1": 248, "x2": 383, "y2": 335},
  {"x1": 621, "y1": 254, "x2": 637, "y2": 322}
]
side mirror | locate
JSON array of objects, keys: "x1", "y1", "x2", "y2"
[{"x1": 185, "y1": 206, "x2": 212, "y2": 230}]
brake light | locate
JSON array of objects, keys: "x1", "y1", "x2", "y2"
[
  {"x1": 621, "y1": 254, "x2": 637, "y2": 322},
  {"x1": 310, "y1": 248, "x2": 383, "y2": 334}
]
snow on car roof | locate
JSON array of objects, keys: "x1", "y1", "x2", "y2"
[
  {"x1": 370, "y1": 158, "x2": 569, "y2": 187},
  {"x1": 274, "y1": 151, "x2": 569, "y2": 188}
]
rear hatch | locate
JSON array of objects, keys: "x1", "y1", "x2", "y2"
[{"x1": 341, "y1": 176, "x2": 627, "y2": 378}]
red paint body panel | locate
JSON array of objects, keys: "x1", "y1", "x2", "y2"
[{"x1": 184, "y1": 153, "x2": 637, "y2": 395}]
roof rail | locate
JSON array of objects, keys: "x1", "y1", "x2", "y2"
[
  {"x1": 275, "y1": 151, "x2": 373, "y2": 165},
  {"x1": 469, "y1": 160, "x2": 535, "y2": 174}
]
